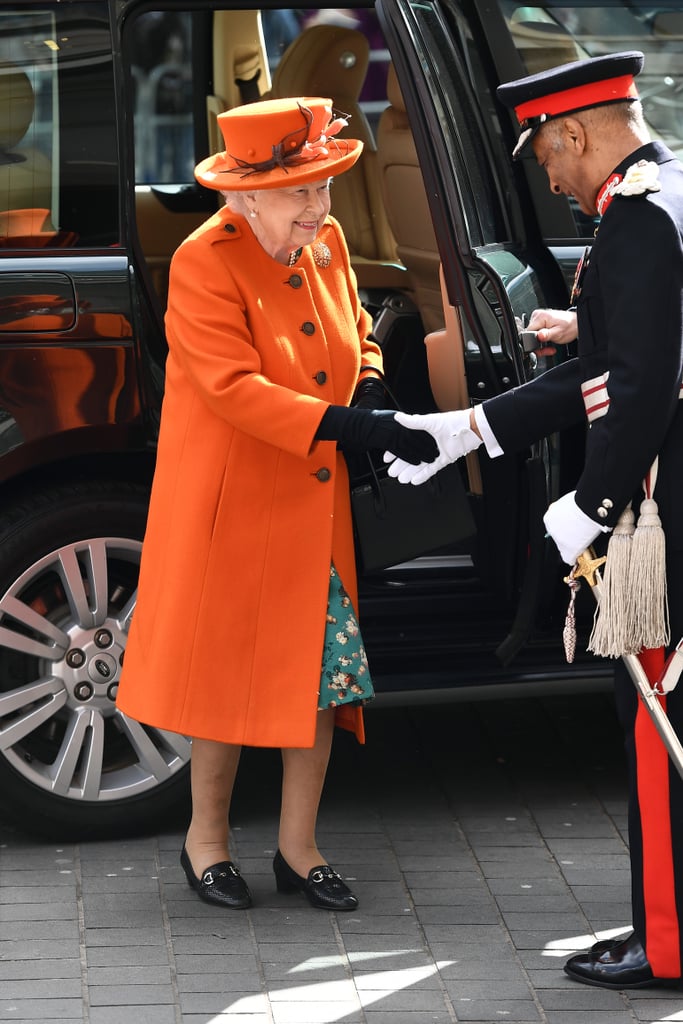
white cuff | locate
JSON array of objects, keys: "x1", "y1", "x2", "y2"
[
  {"x1": 474, "y1": 404, "x2": 504, "y2": 458},
  {"x1": 543, "y1": 490, "x2": 610, "y2": 566}
]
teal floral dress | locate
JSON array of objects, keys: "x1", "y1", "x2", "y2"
[{"x1": 319, "y1": 565, "x2": 374, "y2": 709}]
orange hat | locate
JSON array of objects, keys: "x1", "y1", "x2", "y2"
[
  {"x1": 195, "y1": 96, "x2": 363, "y2": 190},
  {"x1": 497, "y1": 51, "x2": 644, "y2": 158}
]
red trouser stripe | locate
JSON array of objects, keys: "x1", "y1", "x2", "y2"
[{"x1": 636, "y1": 646, "x2": 681, "y2": 977}]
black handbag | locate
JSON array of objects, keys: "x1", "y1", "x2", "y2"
[{"x1": 350, "y1": 453, "x2": 476, "y2": 574}]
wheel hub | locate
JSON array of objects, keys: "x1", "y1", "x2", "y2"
[{"x1": 60, "y1": 623, "x2": 125, "y2": 711}]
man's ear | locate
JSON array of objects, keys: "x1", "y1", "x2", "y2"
[{"x1": 562, "y1": 116, "x2": 587, "y2": 154}]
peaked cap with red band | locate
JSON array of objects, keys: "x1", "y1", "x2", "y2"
[{"x1": 497, "y1": 50, "x2": 644, "y2": 159}]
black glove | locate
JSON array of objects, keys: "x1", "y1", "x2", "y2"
[
  {"x1": 315, "y1": 406, "x2": 438, "y2": 465},
  {"x1": 352, "y1": 377, "x2": 388, "y2": 411}
]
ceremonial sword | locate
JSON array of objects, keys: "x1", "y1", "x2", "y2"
[{"x1": 568, "y1": 549, "x2": 683, "y2": 781}]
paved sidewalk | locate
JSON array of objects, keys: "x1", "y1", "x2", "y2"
[{"x1": 2, "y1": 692, "x2": 683, "y2": 1024}]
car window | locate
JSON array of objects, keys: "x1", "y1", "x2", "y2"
[
  {"x1": 0, "y1": 2, "x2": 119, "y2": 250},
  {"x1": 497, "y1": 1, "x2": 683, "y2": 234},
  {"x1": 130, "y1": 7, "x2": 391, "y2": 187}
]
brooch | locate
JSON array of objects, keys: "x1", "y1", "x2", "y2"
[{"x1": 312, "y1": 242, "x2": 331, "y2": 268}]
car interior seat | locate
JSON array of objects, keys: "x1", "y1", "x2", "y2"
[
  {"x1": 206, "y1": 10, "x2": 272, "y2": 154},
  {"x1": 375, "y1": 63, "x2": 444, "y2": 334},
  {"x1": 0, "y1": 61, "x2": 56, "y2": 246},
  {"x1": 267, "y1": 24, "x2": 403, "y2": 288}
]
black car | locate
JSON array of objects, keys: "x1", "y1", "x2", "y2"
[{"x1": 1, "y1": 0, "x2": 681, "y2": 836}]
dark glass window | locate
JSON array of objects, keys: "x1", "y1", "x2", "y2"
[{"x1": 0, "y1": 3, "x2": 118, "y2": 249}]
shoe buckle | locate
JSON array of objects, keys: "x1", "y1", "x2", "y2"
[
  {"x1": 310, "y1": 869, "x2": 326, "y2": 883},
  {"x1": 203, "y1": 870, "x2": 214, "y2": 886}
]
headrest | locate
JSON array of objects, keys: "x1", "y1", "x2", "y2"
[
  {"x1": 0, "y1": 63, "x2": 35, "y2": 151},
  {"x1": 272, "y1": 25, "x2": 369, "y2": 103}
]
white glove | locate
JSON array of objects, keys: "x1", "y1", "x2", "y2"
[
  {"x1": 543, "y1": 490, "x2": 610, "y2": 565},
  {"x1": 383, "y1": 410, "x2": 483, "y2": 485}
]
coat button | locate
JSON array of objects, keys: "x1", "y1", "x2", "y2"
[
  {"x1": 601, "y1": 498, "x2": 614, "y2": 509},
  {"x1": 224, "y1": 223, "x2": 236, "y2": 233},
  {"x1": 301, "y1": 321, "x2": 316, "y2": 335},
  {"x1": 289, "y1": 274, "x2": 302, "y2": 288},
  {"x1": 314, "y1": 371, "x2": 327, "y2": 385},
  {"x1": 315, "y1": 467, "x2": 331, "y2": 482},
  {"x1": 597, "y1": 507, "x2": 608, "y2": 519}
]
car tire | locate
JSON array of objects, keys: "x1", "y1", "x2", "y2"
[{"x1": 0, "y1": 478, "x2": 191, "y2": 839}]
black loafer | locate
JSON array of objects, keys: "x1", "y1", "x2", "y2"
[
  {"x1": 180, "y1": 846, "x2": 252, "y2": 909},
  {"x1": 273, "y1": 849, "x2": 358, "y2": 911},
  {"x1": 565, "y1": 933, "x2": 679, "y2": 989}
]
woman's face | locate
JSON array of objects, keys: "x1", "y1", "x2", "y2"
[{"x1": 246, "y1": 178, "x2": 332, "y2": 261}]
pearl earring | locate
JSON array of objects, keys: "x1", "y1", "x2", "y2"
[{"x1": 250, "y1": 210, "x2": 257, "y2": 219}]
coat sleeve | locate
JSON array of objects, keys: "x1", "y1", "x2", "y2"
[{"x1": 481, "y1": 357, "x2": 586, "y2": 451}]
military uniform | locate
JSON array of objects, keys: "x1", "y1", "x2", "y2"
[{"x1": 482, "y1": 136, "x2": 683, "y2": 978}]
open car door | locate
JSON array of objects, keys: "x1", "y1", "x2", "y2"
[{"x1": 375, "y1": 0, "x2": 580, "y2": 658}]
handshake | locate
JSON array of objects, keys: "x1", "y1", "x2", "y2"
[
  {"x1": 383, "y1": 409, "x2": 482, "y2": 485},
  {"x1": 383, "y1": 407, "x2": 608, "y2": 567}
]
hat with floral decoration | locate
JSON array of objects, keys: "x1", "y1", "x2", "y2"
[{"x1": 195, "y1": 96, "x2": 363, "y2": 190}]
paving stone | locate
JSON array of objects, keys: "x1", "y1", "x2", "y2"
[
  {"x1": 0, "y1": 979, "x2": 82, "y2": 999},
  {"x1": 0, "y1": 958, "x2": 81, "y2": 981},
  {"x1": 86, "y1": 947, "x2": 170, "y2": 968},
  {"x1": 88, "y1": 984, "x2": 174, "y2": 1006},
  {"x1": 86, "y1": 966, "x2": 173, "y2": 986},
  {"x1": 89, "y1": 1008, "x2": 176, "y2": 1024},
  {"x1": 0, "y1": 999, "x2": 83, "y2": 1019}
]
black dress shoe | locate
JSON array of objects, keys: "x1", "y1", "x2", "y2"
[
  {"x1": 565, "y1": 933, "x2": 679, "y2": 989},
  {"x1": 180, "y1": 846, "x2": 252, "y2": 909},
  {"x1": 273, "y1": 849, "x2": 358, "y2": 911},
  {"x1": 589, "y1": 932, "x2": 632, "y2": 954}
]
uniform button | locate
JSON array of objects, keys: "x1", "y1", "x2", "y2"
[
  {"x1": 314, "y1": 371, "x2": 327, "y2": 385},
  {"x1": 597, "y1": 507, "x2": 608, "y2": 519},
  {"x1": 289, "y1": 274, "x2": 302, "y2": 288},
  {"x1": 224, "y1": 223, "x2": 236, "y2": 233},
  {"x1": 315, "y1": 467, "x2": 331, "y2": 482},
  {"x1": 601, "y1": 498, "x2": 614, "y2": 509},
  {"x1": 301, "y1": 321, "x2": 316, "y2": 335}
]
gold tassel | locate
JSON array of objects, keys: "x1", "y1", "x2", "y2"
[
  {"x1": 588, "y1": 503, "x2": 635, "y2": 657},
  {"x1": 626, "y1": 468, "x2": 669, "y2": 649}
]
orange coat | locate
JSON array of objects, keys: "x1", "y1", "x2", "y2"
[{"x1": 116, "y1": 207, "x2": 383, "y2": 746}]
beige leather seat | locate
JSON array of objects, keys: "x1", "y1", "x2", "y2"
[
  {"x1": 207, "y1": 11, "x2": 272, "y2": 153},
  {"x1": 0, "y1": 62, "x2": 54, "y2": 244},
  {"x1": 268, "y1": 25, "x2": 402, "y2": 287},
  {"x1": 376, "y1": 63, "x2": 443, "y2": 333}
]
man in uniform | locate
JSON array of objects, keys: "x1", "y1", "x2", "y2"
[{"x1": 385, "y1": 51, "x2": 683, "y2": 989}]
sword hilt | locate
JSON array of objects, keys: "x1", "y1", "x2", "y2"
[{"x1": 569, "y1": 548, "x2": 607, "y2": 589}]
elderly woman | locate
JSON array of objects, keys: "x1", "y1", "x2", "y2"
[{"x1": 116, "y1": 96, "x2": 436, "y2": 911}]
